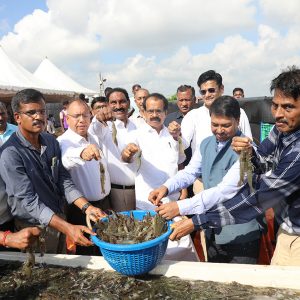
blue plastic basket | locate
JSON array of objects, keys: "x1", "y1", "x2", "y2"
[{"x1": 91, "y1": 210, "x2": 172, "y2": 276}]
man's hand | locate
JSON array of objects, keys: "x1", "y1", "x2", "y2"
[
  {"x1": 80, "y1": 144, "x2": 102, "y2": 161},
  {"x1": 155, "y1": 202, "x2": 180, "y2": 220},
  {"x1": 66, "y1": 224, "x2": 95, "y2": 247},
  {"x1": 168, "y1": 121, "x2": 181, "y2": 140},
  {"x1": 121, "y1": 143, "x2": 140, "y2": 162},
  {"x1": 231, "y1": 136, "x2": 253, "y2": 155},
  {"x1": 86, "y1": 205, "x2": 107, "y2": 222},
  {"x1": 4, "y1": 227, "x2": 41, "y2": 250},
  {"x1": 148, "y1": 185, "x2": 168, "y2": 206},
  {"x1": 169, "y1": 218, "x2": 195, "y2": 241},
  {"x1": 95, "y1": 106, "x2": 114, "y2": 125}
]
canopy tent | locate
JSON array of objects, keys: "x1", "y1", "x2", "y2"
[
  {"x1": 0, "y1": 45, "x2": 75, "y2": 103},
  {"x1": 34, "y1": 57, "x2": 96, "y2": 96}
]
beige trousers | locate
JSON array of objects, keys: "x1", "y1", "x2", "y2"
[
  {"x1": 110, "y1": 188, "x2": 136, "y2": 212},
  {"x1": 271, "y1": 227, "x2": 300, "y2": 266}
]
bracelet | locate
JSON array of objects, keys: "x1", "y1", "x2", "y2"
[
  {"x1": 2, "y1": 230, "x2": 12, "y2": 248},
  {"x1": 81, "y1": 202, "x2": 92, "y2": 214}
]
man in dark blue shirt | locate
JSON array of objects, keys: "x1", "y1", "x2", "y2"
[{"x1": 0, "y1": 89, "x2": 106, "y2": 253}]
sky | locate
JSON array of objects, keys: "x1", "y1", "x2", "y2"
[{"x1": 0, "y1": 0, "x2": 300, "y2": 97}]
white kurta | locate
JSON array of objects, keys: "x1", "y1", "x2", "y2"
[
  {"x1": 89, "y1": 118, "x2": 137, "y2": 186},
  {"x1": 181, "y1": 105, "x2": 252, "y2": 154},
  {"x1": 57, "y1": 129, "x2": 111, "y2": 201},
  {"x1": 126, "y1": 123, "x2": 198, "y2": 261}
]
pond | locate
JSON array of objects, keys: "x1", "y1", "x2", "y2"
[{"x1": 1, "y1": 260, "x2": 299, "y2": 300}]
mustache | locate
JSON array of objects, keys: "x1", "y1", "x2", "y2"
[
  {"x1": 113, "y1": 108, "x2": 126, "y2": 113},
  {"x1": 32, "y1": 120, "x2": 45, "y2": 126},
  {"x1": 276, "y1": 118, "x2": 288, "y2": 124},
  {"x1": 150, "y1": 117, "x2": 161, "y2": 122}
]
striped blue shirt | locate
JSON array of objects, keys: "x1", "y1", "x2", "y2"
[{"x1": 192, "y1": 126, "x2": 300, "y2": 235}]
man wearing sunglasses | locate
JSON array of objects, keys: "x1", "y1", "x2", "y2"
[
  {"x1": 181, "y1": 70, "x2": 252, "y2": 155},
  {"x1": 0, "y1": 89, "x2": 106, "y2": 254}
]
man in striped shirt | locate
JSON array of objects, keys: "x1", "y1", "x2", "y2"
[{"x1": 170, "y1": 66, "x2": 300, "y2": 266}]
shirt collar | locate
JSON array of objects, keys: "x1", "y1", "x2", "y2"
[
  {"x1": 16, "y1": 128, "x2": 47, "y2": 153},
  {"x1": 64, "y1": 128, "x2": 89, "y2": 143}
]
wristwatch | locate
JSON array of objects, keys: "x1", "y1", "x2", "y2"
[{"x1": 81, "y1": 202, "x2": 92, "y2": 214}]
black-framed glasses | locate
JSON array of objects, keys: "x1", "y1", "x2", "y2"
[
  {"x1": 200, "y1": 88, "x2": 216, "y2": 95},
  {"x1": 68, "y1": 113, "x2": 91, "y2": 120},
  {"x1": 18, "y1": 109, "x2": 46, "y2": 117}
]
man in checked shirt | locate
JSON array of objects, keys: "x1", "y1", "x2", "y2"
[{"x1": 159, "y1": 66, "x2": 300, "y2": 266}]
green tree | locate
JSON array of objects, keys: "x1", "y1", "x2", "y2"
[{"x1": 168, "y1": 94, "x2": 177, "y2": 102}]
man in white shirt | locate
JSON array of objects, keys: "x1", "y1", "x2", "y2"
[
  {"x1": 58, "y1": 99, "x2": 110, "y2": 255},
  {"x1": 181, "y1": 70, "x2": 252, "y2": 154},
  {"x1": 129, "y1": 88, "x2": 149, "y2": 127},
  {"x1": 89, "y1": 88, "x2": 137, "y2": 212},
  {"x1": 122, "y1": 93, "x2": 198, "y2": 261}
]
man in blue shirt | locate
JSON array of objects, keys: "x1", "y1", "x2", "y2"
[
  {"x1": 0, "y1": 89, "x2": 106, "y2": 253},
  {"x1": 0, "y1": 102, "x2": 17, "y2": 147},
  {"x1": 169, "y1": 66, "x2": 300, "y2": 266}
]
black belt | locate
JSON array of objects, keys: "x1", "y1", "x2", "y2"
[{"x1": 111, "y1": 183, "x2": 135, "y2": 190}]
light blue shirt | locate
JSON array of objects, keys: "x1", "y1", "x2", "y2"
[{"x1": 0, "y1": 123, "x2": 17, "y2": 146}]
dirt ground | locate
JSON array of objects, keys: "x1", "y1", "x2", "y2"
[{"x1": 0, "y1": 260, "x2": 299, "y2": 300}]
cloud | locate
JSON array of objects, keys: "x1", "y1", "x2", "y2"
[{"x1": 0, "y1": 0, "x2": 300, "y2": 96}]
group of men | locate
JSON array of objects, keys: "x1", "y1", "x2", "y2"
[{"x1": 0, "y1": 67, "x2": 300, "y2": 267}]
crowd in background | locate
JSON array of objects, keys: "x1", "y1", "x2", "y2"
[{"x1": 1, "y1": 67, "x2": 300, "y2": 267}]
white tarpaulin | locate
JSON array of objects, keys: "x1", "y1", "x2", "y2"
[{"x1": 34, "y1": 57, "x2": 96, "y2": 95}]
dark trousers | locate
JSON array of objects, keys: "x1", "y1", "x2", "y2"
[
  {"x1": 206, "y1": 238, "x2": 260, "y2": 264},
  {"x1": 66, "y1": 196, "x2": 111, "y2": 256}
]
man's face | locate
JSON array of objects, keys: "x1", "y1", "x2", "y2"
[
  {"x1": 0, "y1": 108, "x2": 8, "y2": 131},
  {"x1": 144, "y1": 97, "x2": 166, "y2": 132},
  {"x1": 14, "y1": 100, "x2": 46, "y2": 134},
  {"x1": 108, "y1": 92, "x2": 130, "y2": 121},
  {"x1": 199, "y1": 80, "x2": 224, "y2": 108},
  {"x1": 271, "y1": 89, "x2": 300, "y2": 134},
  {"x1": 66, "y1": 101, "x2": 91, "y2": 138},
  {"x1": 92, "y1": 101, "x2": 107, "y2": 116},
  {"x1": 134, "y1": 89, "x2": 149, "y2": 111},
  {"x1": 177, "y1": 90, "x2": 194, "y2": 115},
  {"x1": 233, "y1": 91, "x2": 244, "y2": 99},
  {"x1": 211, "y1": 113, "x2": 239, "y2": 142}
]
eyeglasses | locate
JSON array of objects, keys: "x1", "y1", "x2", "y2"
[
  {"x1": 146, "y1": 109, "x2": 165, "y2": 115},
  {"x1": 68, "y1": 113, "x2": 91, "y2": 119},
  {"x1": 200, "y1": 88, "x2": 216, "y2": 95},
  {"x1": 18, "y1": 109, "x2": 46, "y2": 117}
]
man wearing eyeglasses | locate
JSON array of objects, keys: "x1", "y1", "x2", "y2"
[
  {"x1": 181, "y1": 70, "x2": 252, "y2": 155},
  {"x1": 0, "y1": 89, "x2": 106, "y2": 254},
  {"x1": 57, "y1": 99, "x2": 111, "y2": 255},
  {"x1": 129, "y1": 88, "x2": 149, "y2": 127}
]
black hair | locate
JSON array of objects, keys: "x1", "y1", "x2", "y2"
[
  {"x1": 11, "y1": 89, "x2": 45, "y2": 113},
  {"x1": 104, "y1": 87, "x2": 113, "y2": 96},
  {"x1": 143, "y1": 93, "x2": 168, "y2": 111},
  {"x1": 0, "y1": 102, "x2": 7, "y2": 112},
  {"x1": 270, "y1": 66, "x2": 300, "y2": 100},
  {"x1": 209, "y1": 95, "x2": 240, "y2": 120},
  {"x1": 233, "y1": 87, "x2": 244, "y2": 95},
  {"x1": 177, "y1": 85, "x2": 196, "y2": 99},
  {"x1": 91, "y1": 96, "x2": 107, "y2": 109},
  {"x1": 106, "y1": 87, "x2": 130, "y2": 102},
  {"x1": 197, "y1": 70, "x2": 223, "y2": 88}
]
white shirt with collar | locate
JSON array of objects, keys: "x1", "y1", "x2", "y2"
[
  {"x1": 57, "y1": 128, "x2": 111, "y2": 201},
  {"x1": 89, "y1": 117, "x2": 137, "y2": 186},
  {"x1": 129, "y1": 113, "x2": 146, "y2": 127},
  {"x1": 126, "y1": 123, "x2": 186, "y2": 210},
  {"x1": 181, "y1": 105, "x2": 252, "y2": 154}
]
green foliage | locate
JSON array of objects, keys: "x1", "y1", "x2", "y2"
[{"x1": 168, "y1": 94, "x2": 177, "y2": 102}]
